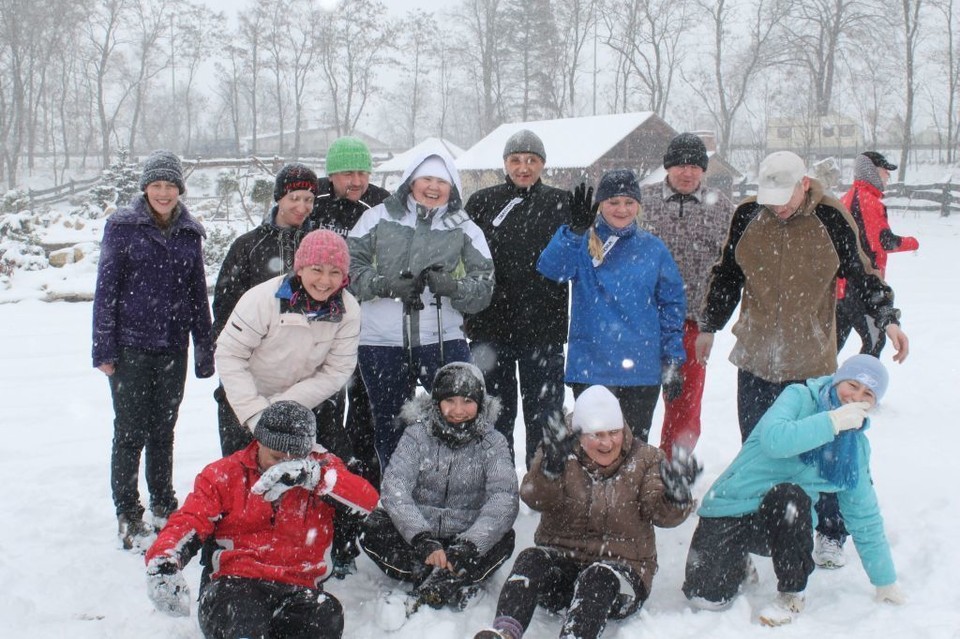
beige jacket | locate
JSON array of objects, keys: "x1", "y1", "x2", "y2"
[{"x1": 216, "y1": 275, "x2": 360, "y2": 425}]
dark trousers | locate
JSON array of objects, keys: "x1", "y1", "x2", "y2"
[
  {"x1": 358, "y1": 508, "x2": 515, "y2": 587},
  {"x1": 358, "y1": 340, "x2": 472, "y2": 473},
  {"x1": 736, "y1": 369, "x2": 803, "y2": 442},
  {"x1": 494, "y1": 546, "x2": 646, "y2": 639},
  {"x1": 198, "y1": 576, "x2": 343, "y2": 639},
  {"x1": 570, "y1": 383, "x2": 660, "y2": 442},
  {"x1": 836, "y1": 288, "x2": 885, "y2": 357},
  {"x1": 214, "y1": 384, "x2": 254, "y2": 457},
  {"x1": 313, "y1": 366, "x2": 380, "y2": 485},
  {"x1": 109, "y1": 347, "x2": 187, "y2": 517},
  {"x1": 470, "y1": 340, "x2": 565, "y2": 468},
  {"x1": 683, "y1": 483, "x2": 815, "y2": 604}
]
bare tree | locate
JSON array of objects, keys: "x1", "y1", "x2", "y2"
[
  {"x1": 213, "y1": 44, "x2": 248, "y2": 154},
  {"x1": 391, "y1": 9, "x2": 439, "y2": 146},
  {"x1": 898, "y1": 0, "x2": 924, "y2": 180},
  {"x1": 683, "y1": 0, "x2": 787, "y2": 155},
  {"x1": 237, "y1": 4, "x2": 267, "y2": 155},
  {"x1": 553, "y1": 0, "x2": 599, "y2": 116},
  {"x1": 502, "y1": 0, "x2": 560, "y2": 121},
  {"x1": 263, "y1": 0, "x2": 293, "y2": 153},
  {"x1": 780, "y1": 0, "x2": 878, "y2": 118},
  {"x1": 928, "y1": 0, "x2": 958, "y2": 161},
  {"x1": 172, "y1": 2, "x2": 225, "y2": 155},
  {"x1": 601, "y1": 0, "x2": 692, "y2": 117},
  {"x1": 453, "y1": 0, "x2": 507, "y2": 133},
  {"x1": 316, "y1": 0, "x2": 395, "y2": 136}
]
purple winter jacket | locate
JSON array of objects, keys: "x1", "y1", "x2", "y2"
[{"x1": 92, "y1": 195, "x2": 215, "y2": 378}]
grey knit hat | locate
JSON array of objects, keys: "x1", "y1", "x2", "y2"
[
  {"x1": 139, "y1": 150, "x2": 185, "y2": 194},
  {"x1": 503, "y1": 129, "x2": 546, "y2": 161},
  {"x1": 253, "y1": 401, "x2": 316, "y2": 457}
]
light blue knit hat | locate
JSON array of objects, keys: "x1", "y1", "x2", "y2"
[{"x1": 834, "y1": 354, "x2": 889, "y2": 402}]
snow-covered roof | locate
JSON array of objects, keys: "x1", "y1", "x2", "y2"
[
  {"x1": 456, "y1": 112, "x2": 657, "y2": 171},
  {"x1": 375, "y1": 137, "x2": 466, "y2": 174}
]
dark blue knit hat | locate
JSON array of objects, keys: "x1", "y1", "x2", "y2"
[{"x1": 595, "y1": 169, "x2": 642, "y2": 204}]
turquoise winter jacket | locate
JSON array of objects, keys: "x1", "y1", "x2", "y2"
[{"x1": 699, "y1": 375, "x2": 896, "y2": 586}]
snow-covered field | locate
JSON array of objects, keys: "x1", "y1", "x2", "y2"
[{"x1": 1, "y1": 211, "x2": 958, "y2": 638}]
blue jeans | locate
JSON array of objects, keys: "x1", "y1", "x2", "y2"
[
  {"x1": 358, "y1": 340, "x2": 472, "y2": 473},
  {"x1": 470, "y1": 340, "x2": 565, "y2": 468}
]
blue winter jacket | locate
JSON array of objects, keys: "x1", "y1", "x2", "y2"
[
  {"x1": 92, "y1": 195, "x2": 214, "y2": 377},
  {"x1": 536, "y1": 218, "x2": 685, "y2": 386},
  {"x1": 699, "y1": 376, "x2": 896, "y2": 586}
]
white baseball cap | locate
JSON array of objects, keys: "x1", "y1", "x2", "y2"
[{"x1": 757, "y1": 151, "x2": 806, "y2": 206}]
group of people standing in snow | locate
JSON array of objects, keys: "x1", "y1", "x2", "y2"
[{"x1": 91, "y1": 130, "x2": 915, "y2": 638}]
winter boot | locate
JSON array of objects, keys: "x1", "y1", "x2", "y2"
[
  {"x1": 149, "y1": 501, "x2": 178, "y2": 532},
  {"x1": 758, "y1": 591, "x2": 805, "y2": 626},
  {"x1": 416, "y1": 568, "x2": 467, "y2": 609},
  {"x1": 813, "y1": 532, "x2": 846, "y2": 568},
  {"x1": 118, "y1": 513, "x2": 155, "y2": 552}
]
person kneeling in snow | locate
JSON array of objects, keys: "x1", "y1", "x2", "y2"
[
  {"x1": 143, "y1": 400, "x2": 378, "y2": 639},
  {"x1": 359, "y1": 362, "x2": 519, "y2": 612},
  {"x1": 475, "y1": 385, "x2": 699, "y2": 639},
  {"x1": 682, "y1": 354, "x2": 905, "y2": 626}
]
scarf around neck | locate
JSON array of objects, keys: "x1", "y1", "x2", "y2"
[{"x1": 799, "y1": 383, "x2": 865, "y2": 490}]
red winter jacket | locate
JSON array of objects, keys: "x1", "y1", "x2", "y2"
[
  {"x1": 145, "y1": 443, "x2": 378, "y2": 589},
  {"x1": 841, "y1": 180, "x2": 919, "y2": 277}
]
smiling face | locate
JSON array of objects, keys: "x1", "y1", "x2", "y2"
[
  {"x1": 835, "y1": 379, "x2": 878, "y2": 409},
  {"x1": 504, "y1": 153, "x2": 544, "y2": 188},
  {"x1": 275, "y1": 189, "x2": 315, "y2": 228},
  {"x1": 144, "y1": 181, "x2": 180, "y2": 220},
  {"x1": 297, "y1": 263, "x2": 344, "y2": 302},
  {"x1": 579, "y1": 428, "x2": 624, "y2": 467},
  {"x1": 598, "y1": 196, "x2": 640, "y2": 229},
  {"x1": 329, "y1": 171, "x2": 370, "y2": 201},
  {"x1": 410, "y1": 176, "x2": 452, "y2": 208},
  {"x1": 439, "y1": 396, "x2": 479, "y2": 424}
]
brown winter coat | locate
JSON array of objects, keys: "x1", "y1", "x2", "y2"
[
  {"x1": 522, "y1": 427, "x2": 694, "y2": 595},
  {"x1": 700, "y1": 179, "x2": 896, "y2": 382}
]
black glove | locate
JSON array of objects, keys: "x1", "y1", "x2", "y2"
[
  {"x1": 569, "y1": 182, "x2": 595, "y2": 233},
  {"x1": 661, "y1": 362, "x2": 684, "y2": 402},
  {"x1": 146, "y1": 558, "x2": 191, "y2": 617},
  {"x1": 411, "y1": 532, "x2": 444, "y2": 563},
  {"x1": 659, "y1": 446, "x2": 702, "y2": 504},
  {"x1": 378, "y1": 271, "x2": 426, "y2": 307},
  {"x1": 541, "y1": 414, "x2": 578, "y2": 479},
  {"x1": 425, "y1": 268, "x2": 458, "y2": 297},
  {"x1": 444, "y1": 539, "x2": 480, "y2": 575}
]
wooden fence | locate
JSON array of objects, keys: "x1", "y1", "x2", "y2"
[
  {"x1": 732, "y1": 180, "x2": 958, "y2": 217},
  {"x1": 26, "y1": 176, "x2": 100, "y2": 206}
]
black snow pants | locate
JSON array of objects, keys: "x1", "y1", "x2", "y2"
[
  {"x1": 198, "y1": 576, "x2": 343, "y2": 639},
  {"x1": 682, "y1": 482, "x2": 815, "y2": 605}
]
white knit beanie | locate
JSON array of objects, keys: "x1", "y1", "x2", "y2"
[{"x1": 572, "y1": 386, "x2": 624, "y2": 434}]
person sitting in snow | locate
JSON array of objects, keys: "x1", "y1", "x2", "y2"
[
  {"x1": 359, "y1": 362, "x2": 519, "y2": 612},
  {"x1": 143, "y1": 400, "x2": 378, "y2": 639},
  {"x1": 474, "y1": 385, "x2": 699, "y2": 639},
  {"x1": 682, "y1": 354, "x2": 906, "y2": 626}
]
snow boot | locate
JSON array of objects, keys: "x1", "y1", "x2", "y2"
[
  {"x1": 758, "y1": 591, "x2": 805, "y2": 626},
  {"x1": 416, "y1": 568, "x2": 466, "y2": 609},
  {"x1": 118, "y1": 513, "x2": 155, "y2": 552},
  {"x1": 813, "y1": 532, "x2": 846, "y2": 569}
]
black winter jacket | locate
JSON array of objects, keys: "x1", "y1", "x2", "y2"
[
  {"x1": 308, "y1": 178, "x2": 389, "y2": 237},
  {"x1": 212, "y1": 209, "x2": 303, "y2": 338},
  {"x1": 464, "y1": 178, "x2": 571, "y2": 345}
]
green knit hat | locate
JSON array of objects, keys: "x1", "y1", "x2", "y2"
[{"x1": 326, "y1": 136, "x2": 372, "y2": 175}]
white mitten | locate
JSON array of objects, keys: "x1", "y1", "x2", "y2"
[
  {"x1": 828, "y1": 402, "x2": 870, "y2": 434},
  {"x1": 252, "y1": 458, "x2": 325, "y2": 502},
  {"x1": 875, "y1": 583, "x2": 906, "y2": 605},
  {"x1": 146, "y1": 559, "x2": 191, "y2": 617}
]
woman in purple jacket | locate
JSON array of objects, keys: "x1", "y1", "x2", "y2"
[{"x1": 92, "y1": 150, "x2": 215, "y2": 551}]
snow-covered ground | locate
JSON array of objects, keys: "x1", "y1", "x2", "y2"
[{"x1": 1, "y1": 211, "x2": 958, "y2": 638}]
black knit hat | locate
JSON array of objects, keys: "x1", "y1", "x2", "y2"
[
  {"x1": 139, "y1": 150, "x2": 185, "y2": 194},
  {"x1": 862, "y1": 151, "x2": 897, "y2": 171},
  {"x1": 253, "y1": 401, "x2": 316, "y2": 457},
  {"x1": 274, "y1": 163, "x2": 320, "y2": 201},
  {"x1": 594, "y1": 169, "x2": 642, "y2": 204},
  {"x1": 663, "y1": 133, "x2": 709, "y2": 172},
  {"x1": 432, "y1": 362, "x2": 486, "y2": 405},
  {"x1": 503, "y1": 129, "x2": 546, "y2": 162}
]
